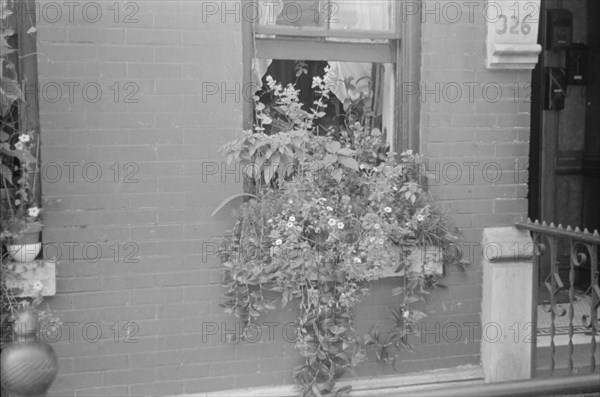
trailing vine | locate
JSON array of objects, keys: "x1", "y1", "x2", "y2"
[{"x1": 216, "y1": 71, "x2": 463, "y2": 396}]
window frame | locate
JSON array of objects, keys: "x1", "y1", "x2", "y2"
[{"x1": 242, "y1": 0, "x2": 422, "y2": 153}]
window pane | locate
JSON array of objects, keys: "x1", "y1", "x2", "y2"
[
  {"x1": 257, "y1": 0, "x2": 395, "y2": 33},
  {"x1": 329, "y1": 0, "x2": 395, "y2": 32},
  {"x1": 252, "y1": 59, "x2": 395, "y2": 150},
  {"x1": 268, "y1": 0, "x2": 325, "y2": 28}
]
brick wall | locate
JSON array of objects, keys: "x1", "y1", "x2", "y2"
[
  {"x1": 33, "y1": 0, "x2": 529, "y2": 395},
  {"x1": 418, "y1": 0, "x2": 532, "y2": 371},
  {"x1": 36, "y1": 1, "x2": 246, "y2": 395}
]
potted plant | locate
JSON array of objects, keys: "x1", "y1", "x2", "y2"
[
  {"x1": 215, "y1": 70, "x2": 464, "y2": 396},
  {"x1": 1, "y1": 131, "x2": 43, "y2": 263},
  {"x1": 0, "y1": 254, "x2": 60, "y2": 397},
  {"x1": 1, "y1": 3, "x2": 42, "y2": 263}
]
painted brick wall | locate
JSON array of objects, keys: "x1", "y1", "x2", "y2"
[
  {"x1": 418, "y1": 0, "x2": 531, "y2": 368},
  {"x1": 33, "y1": 0, "x2": 529, "y2": 395},
  {"x1": 35, "y1": 1, "x2": 246, "y2": 395}
]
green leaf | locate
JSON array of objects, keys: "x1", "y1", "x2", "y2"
[
  {"x1": 338, "y1": 157, "x2": 359, "y2": 171},
  {"x1": 0, "y1": 147, "x2": 35, "y2": 163},
  {"x1": 337, "y1": 148, "x2": 355, "y2": 157},
  {"x1": 1, "y1": 164, "x2": 13, "y2": 180},
  {"x1": 325, "y1": 141, "x2": 341, "y2": 154},
  {"x1": 311, "y1": 383, "x2": 322, "y2": 396},
  {"x1": 211, "y1": 193, "x2": 258, "y2": 217},
  {"x1": 323, "y1": 154, "x2": 337, "y2": 165},
  {"x1": 281, "y1": 290, "x2": 291, "y2": 308}
]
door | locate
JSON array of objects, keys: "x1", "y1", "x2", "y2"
[{"x1": 529, "y1": 0, "x2": 600, "y2": 290}]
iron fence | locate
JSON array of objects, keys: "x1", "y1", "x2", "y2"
[{"x1": 515, "y1": 219, "x2": 599, "y2": 376}]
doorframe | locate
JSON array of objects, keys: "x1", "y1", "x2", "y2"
[{"x1": 528, "y1": 0, "x2": 547, "y2": 222}]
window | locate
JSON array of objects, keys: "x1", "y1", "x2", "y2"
[{"x1": 242, "y1": 0, "x2": 422, "y2": 152}]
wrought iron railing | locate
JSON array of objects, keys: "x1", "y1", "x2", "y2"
[{"x1": 515, "y1": 219, "x2": 600, "y2": 376}]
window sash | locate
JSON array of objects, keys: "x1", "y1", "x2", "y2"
[
  {"x1": 255, "y1": 25, "x2": 400, "y2": 40},
  {"x1": 253, "y1": 0, "x2": 401, "y2": 39},
  {"x1": 254, "y1": 37, "x2": 397, "y2": 63}
]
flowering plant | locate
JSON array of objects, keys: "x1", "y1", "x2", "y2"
[
  {"x1": 1, "y1": 2, "x2": 42, "y2": 244},
  {"x1": 217, "y1": 72, "x2": 462, "y2": 396},
  {"x1": 0, "y1": 130, "x2": 42, "y2": 243}
]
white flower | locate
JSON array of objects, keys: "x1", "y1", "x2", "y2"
[
  {"x1": 288, "y1": 199, "x2": 294, "y2": 204},
  {"x1": 328, "y1": 218, "x2": 337, "y2": 226},
  {"x1": 267, "y1": 218, "x2": 273, "y2": 223},
  {"x1": 326, "y1": 206, "x2": 333, "y2": 211},
  {"x1": 337, "y1": 222, "x2": 345, "y2": 230},
  {"x1": 289, "y1": 216, "x2": 296, "y2": 222},
  {"x1": 377, "y1": 238, "x2": 384, "y2": 245},
  {"x1": 15, "y1": 142, "x2": 24, "y2": 150},
  {"x1": 19, "y1": 134, "x2": 31, "y2": 143},
  {"x1": 374, "y1": 224, "x2": 380, "y2": 229},
  {"x1": 28, "y1": 207, "x2": 40, "y2": 217},
  {"x1": 384, "y1": 207, "x2": 392, "y2": 213},
  {"x1": 33, "y1": 281, "x2": 44, "y2": 291},
  {"x1": 416, "y1": 214, "x2": 424, "y2": 222},
  {"x1": 287, "y1": 222, "x2": 294, "y2": 228},
  {"x1": 403, "y1": 310, "x2": 410, "y2": 319},
  {"x1": 275, "y1": 239, "x2": 282, "y2": 246},
  {"x1": 359, "y1": 164, "x2": 365, "y2": 170},
  {"x1": 392, "y1": 186, "x2": 398, "y2": 191},
  {"x1": 353, "y1": 257, "x2": 361, "y2": 264},
  {"x1": 406, "y1": 150, "x2": 413, "y2": 155},
  {"x1": 315, "y1": 227, "x2": 321, "y2": 233}
]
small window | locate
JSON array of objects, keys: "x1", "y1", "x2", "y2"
[
  {"x1": 242, "y1": 0, "x2": 420, "y2": 153},
  {"x1": 254, "y1": 60, "x2": 395, "y2": 150}
]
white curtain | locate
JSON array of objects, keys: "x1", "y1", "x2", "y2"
[
  {"x1": 330, "y1": 0, "x2": 392, "y2": 32},
  {"x1": 252, "y1": 0, "x2": 283, "y2": 86}
]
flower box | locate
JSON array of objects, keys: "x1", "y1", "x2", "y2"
[
  {"x1": 4, "y1": 260, "x2": 56, "y2": 297},
  {"x1": 380, "y1": 245, "x2": 444, "y2": 278}
]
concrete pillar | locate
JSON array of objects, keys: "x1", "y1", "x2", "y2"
[{"x1": 481, "y1": 226, "x2": 535, "y2": 382}]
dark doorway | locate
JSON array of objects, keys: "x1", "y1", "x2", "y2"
[{"x1": 529, "y1": 0, "x2": 600, "y2": 290}]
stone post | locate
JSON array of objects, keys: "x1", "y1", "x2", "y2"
[{"x1": 481, "y1": 226, "x2": 535, "y2": 382}]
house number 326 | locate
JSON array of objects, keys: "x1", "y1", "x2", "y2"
[{"x1": 495, "y1": 3, "x2": 537, "y2": 35}]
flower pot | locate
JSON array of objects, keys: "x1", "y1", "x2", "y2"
[
  {"x1": 381, "y1": 245, "x2": 444, "y2": 278},
  {"x1": 408, "y1": 245, "x2": 444, "y2": 275},
  {"x1": 5, "y1": 222, "x2": 42, "y2": 262},
  {"x1": 0, "y1": 310, "x2": 59, "y2": 396},
  {"x1": 12, "y1": 222, "x2": 42, "y2": 243},
  {"x1": 6, "y1": 242, "x2": 42, "y2": 263}
]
